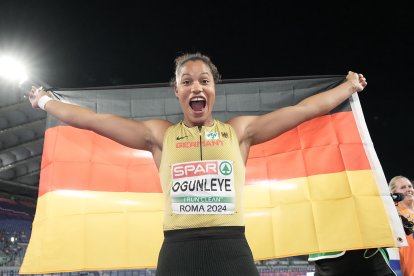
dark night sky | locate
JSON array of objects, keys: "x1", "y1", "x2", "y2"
[{"x1": 0, "y1": 1, "x2": 412, "y2": 180}]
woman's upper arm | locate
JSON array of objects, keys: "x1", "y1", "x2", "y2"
[
  {"x1": 85, "y1": 114, "x2": 171, "y2": 152},
  {"x1": 229, "y1": 106, "x2": 311, "y2": 148},
  {"x1": 42, "y1": 99, "x2": 171, "y2": 153}
]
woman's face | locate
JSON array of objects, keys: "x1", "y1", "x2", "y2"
[
  {"x1": 394, "y1": 177, "x2": 414, "y2": 205},
  {"x1": 175, "y1": 60, "x2": 216, "y2": 127}
]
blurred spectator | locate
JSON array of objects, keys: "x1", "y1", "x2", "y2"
[
  {"x1": 389, "y1": 175, "x2": 414, "y2": 276},
  {"x1": 0, "y1": 229, "x2": 26, "y2": 266},
  {"x1": 0, "y1": 196, "x2": 34, "y2": 267}
]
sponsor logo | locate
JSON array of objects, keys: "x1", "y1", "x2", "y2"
[
  {"x1": 173, "y1": 161, "x2": 218, "y2": 178},
  {"x1": 221, "y1": 132, "x2": 229, "y2": 138},
  {"x1": 176, "y1": 135, "x2": 188, "y2": 140},
  {"x1": 219, "y1": 161, "x2": 232, "y2": 175},
  {"x1": 205, "y1": 131, "x2": 219, "y2": 140}
]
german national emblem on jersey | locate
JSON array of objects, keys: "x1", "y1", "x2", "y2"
[{"x1": 221, "y1": 132, "x2": 228, "y2": 138}]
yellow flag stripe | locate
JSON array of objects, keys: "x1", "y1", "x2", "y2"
[
  {"x1": 21, "y1": 170, "x2": 400, "y2": 273},
  {"x1": 245, "y1": 170, "x2": 400, "y2": 259}
]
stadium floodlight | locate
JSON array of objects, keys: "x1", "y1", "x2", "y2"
[
  {"x1": 0, "y1": 54, "x2": 51, "y2": 100},
  {"x1": 0, "y1": 55, "x2": 28, "y2": 85}
]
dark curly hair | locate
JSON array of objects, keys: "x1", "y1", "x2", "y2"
[{"x1": 170, "y1": 52, "x2": 221, "y2": 87}]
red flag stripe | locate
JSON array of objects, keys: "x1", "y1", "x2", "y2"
[{"x1": 38, "y1": 111, "x2": 369, "y2": 197}]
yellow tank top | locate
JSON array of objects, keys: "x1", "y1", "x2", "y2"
[{"x1": 159, "y1": 120, "x2": 245, "y2": 230}]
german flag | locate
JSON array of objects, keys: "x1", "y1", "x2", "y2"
[{"x1": 20, "y1": 76, "x2": 406, "y2": 274}]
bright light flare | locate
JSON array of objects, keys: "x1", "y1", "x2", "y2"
[{"x1": 0, "y1": 55, "x2": 28, "y2": 84}]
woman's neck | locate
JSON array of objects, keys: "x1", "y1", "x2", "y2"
[
  {"x1": 183, "y1": 118, "x2": 214, "y2": 128},
  {"x1": 401, "y1": 200, "x2": 414, "y2": 211}
]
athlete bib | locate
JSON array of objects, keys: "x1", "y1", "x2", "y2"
[{"x1": 170, "y1": 160, "x2": 235, "y2": 214}]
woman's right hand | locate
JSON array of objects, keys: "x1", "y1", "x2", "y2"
[{"x1": 29, "y1": 86, "x2": 48, "y2": 108}]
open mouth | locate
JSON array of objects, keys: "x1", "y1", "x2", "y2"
[{"x1": 189, "y1": 97, "x2": 206, "y2": 112}]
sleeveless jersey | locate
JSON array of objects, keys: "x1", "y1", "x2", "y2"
[{"x1": 159, "y1": 120, "x2": 245, "y2": 230}]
